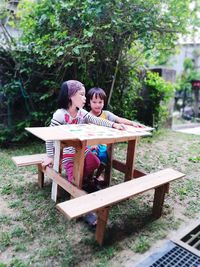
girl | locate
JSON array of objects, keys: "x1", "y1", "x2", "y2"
[
  {"x1": 86, "y1": 87, "x2": 145, "y2": 182},
  {"x1": 42, "y1": 81, "x2": 124, "y2": 184}
]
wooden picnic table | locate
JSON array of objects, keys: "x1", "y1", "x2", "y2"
[{"x1": 26, "y1": 124, "x2": 152, "y2": 201}]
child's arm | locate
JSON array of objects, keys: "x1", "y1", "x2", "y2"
[
  {"x1": 83, "y1": 111, "x2": 125, "y2": 130},
  {"x1": 115, "y1": 117, "x2": 145, "y2": 128},
  {"x1": 84, "y1": 111, "x2": 115, "y2": 128},
  {"x1": 106, "y1": 110, "x2": 145, "y2": 128}
]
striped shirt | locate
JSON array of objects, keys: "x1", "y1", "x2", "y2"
[
  {"x1": 46, "y1": 108, "x2": 114, "y2": 164},
  {"x1": 96, "y1": 110, "x2": 119, "y2": 121}
]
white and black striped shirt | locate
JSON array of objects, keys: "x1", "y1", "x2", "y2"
[{"x1": 46, "y1": 108, "x2": 114, "y2": 164}]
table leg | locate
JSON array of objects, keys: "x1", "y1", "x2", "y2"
[
  {"x1": 51, "y1": 140, "x2": 61, "y2": 202},
  {"x1": 73, "y1": 141, "x2": 86, "y2": 188},
  {"x1": 104, "y1": 144, "x2": 114, "y2": 186},
  {"x1": 124, "y1": 139, "x2": 137, "y2": 182}
]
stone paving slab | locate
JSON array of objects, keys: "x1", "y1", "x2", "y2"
[{"x1": 174, "y1": 126, "x2": 200, "y2": 135}]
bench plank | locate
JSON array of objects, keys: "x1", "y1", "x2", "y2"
[
  {"x1": 12, "y1": 153, "x2": 46, "y2": 167},
  {"x1": 57, "y1": 168, "x2": 185, "y2": 219}
]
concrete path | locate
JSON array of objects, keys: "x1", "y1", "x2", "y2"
[
  {"x1": 175, "y1": 126, "x2": 200, "y2": 135},
  {"x1": 173, "y1": 123, "x2": 200, "y2": 135}
]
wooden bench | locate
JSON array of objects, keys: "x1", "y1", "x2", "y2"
[
  {"x1": 12, "y1": 153, "x2": 46, "y2": 188},
  {"x1": 12, "y1": 153, "x2": 87, "y2": 198},
  {"x1": 56, "y1": 168, "x2": 185, "y2": 246},
  {"x1": 12, "y1": 153, "x2": 147, "y2": 198}
]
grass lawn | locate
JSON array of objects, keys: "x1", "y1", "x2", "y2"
[{"x1": 0, "y1": 129, "x2": 200, "y2": 266}]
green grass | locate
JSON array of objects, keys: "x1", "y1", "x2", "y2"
[
  {"x1": 0, "y1": 131, "x2": 200, "y2": 266},
  {"x1": 132, "y1": 235, "x2": 151, "y2": 253}
]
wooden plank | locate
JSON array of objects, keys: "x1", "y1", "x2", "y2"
[
  {"x1": 73, "y1": 140, "x2": 86, "y2": 188},
  {"x1": 12, "y1": 153, "x2": 46, "y2": 166},
  {"x1": 112, "y1": 160, "x2": 146, "y2": 178},
  {"x1": 96, "y1": 208, "x2": 110, "y2": 245},
  {"x1": 25, "y1": 126, "x2": 78, "y2": 141},
  {"x1": 133, "y1": 169, "x2": 146, "y2": 178},
  {"x1": 152, "y1": 184, "x2": 168, "y2": 218},
  {"x1": 56, "y1": 168, "x2": 185, "y2": 219},
  {"x1": 26, "y1": 125, "x2": 151, "y2": 143},
  {"x1": 38, "y1": 165, "x2": 44, "y2": 188},
  {"x1": 45, "y1": 167, "x2": 87, "y2": 198},
  {"x1": 124, "y1": 139, "x2": 137, "y2": 181}
]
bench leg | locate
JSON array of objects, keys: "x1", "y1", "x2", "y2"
[
  {"x1": 165, "y1": 183, "x2": 170, "y2": 194},
  {"x1": 152, "y1": 183, "x2": 169, "y2": 219},
  {"x1": 38, "y1": 164, "x2": 44, "y2": 188},
  {"x1": 95, "y1": 207, "x2": 110, "y2": 246}
]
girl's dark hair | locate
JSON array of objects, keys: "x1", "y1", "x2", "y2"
[
  {"x1": 57, "y1": 80, "x2": 84, "y2": 109},
  {"x1": 58, "y1": 81, "x2": 70, "y2": 109}
]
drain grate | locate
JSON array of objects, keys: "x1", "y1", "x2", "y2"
[
  {"x1": 149, "y1": 244, "x2": 200, "y2": 266},
  {"x1": 181, "y1": 224, "x2": 200, "y2": 251},
  {"x1": 135, "y1": 241, "x2": 200, "y2": 267}
]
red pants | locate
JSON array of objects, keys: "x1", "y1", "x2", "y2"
[{"x1": 64, "y1": 151, "x2": 100, "y2": 182}]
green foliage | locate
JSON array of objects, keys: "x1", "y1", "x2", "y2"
[
  {"x1": 135, "y1": 71, "x2": 174, "y2": 127},
  {"x1": 17, "y1": 0, "x2": 191, "y2": 87},
  {"x1": 145, "y1": 71, "x2": 174, "y2": 103},
  {"x1": 146, "y1": 71, "x2": 174, "y2": 126},
  {"x1": 109, "y1": 42, "x2": 146, "y2": 120},
  {"x1": 175, "y1": 57, "x2": 200, "y2": 112},
  {"x1": 188, "y1": 156, "x2": 200, "y2": 163},
  {"x1": 0, "y1": 0, "x2": 197, "y2": 144}
]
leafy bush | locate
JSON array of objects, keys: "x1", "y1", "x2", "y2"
[
  {"x1": 0, "y1": 0, "x2": 194, "y2": 145},
  {"x1": 135, "y1": 71, "x2": 174, "y2": 127}
]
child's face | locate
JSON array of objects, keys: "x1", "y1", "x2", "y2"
[
  {"x1": 70, "y1": 86, "x2": 86, "y2": 109},
  {"x1": 90, "y1": 95, "x2": 104, "y2": 115}
]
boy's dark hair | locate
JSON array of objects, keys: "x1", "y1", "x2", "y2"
[
  {"x1": 87, "y1": 87, "x2": 107, "y2": 101},
  {"x1": 86, "y1": 87, "x2": 107, "y2": 110}
]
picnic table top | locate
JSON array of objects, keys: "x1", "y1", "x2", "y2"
[{"x1": 26, "y1": 124, "x2": 152, "y2": 143}]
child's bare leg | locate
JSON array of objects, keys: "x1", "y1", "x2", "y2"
[{"x1": 95, "y1": 163, "x2": 106, "y2": 181}]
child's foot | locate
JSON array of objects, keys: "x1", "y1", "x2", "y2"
[
  {"x1": 95, "y1": 174, "x2": 105, "y2": 182},
  {"x1": 82, "y1": 179, "x2": 101, "y2": 193},
  {"x1": 83, "y1": 212, "x2": 97, "y2": 227},
  {"x1": 94, "y1": 176, "x2": 107, "y2": 189}
]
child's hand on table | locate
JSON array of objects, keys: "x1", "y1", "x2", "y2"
[
  {"x1": 112, "y1": 123, "x2": 127, "y2": 130},
  {"x1": 42, "y1": 157, "x2": 53, "y2": 169},
  {"x1": 132, "y1": 121, "x2": 145, "y2": 128}
]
